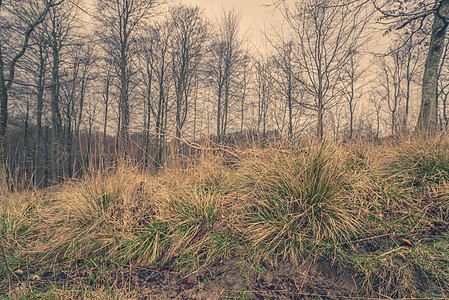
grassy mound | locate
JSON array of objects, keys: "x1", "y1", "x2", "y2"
[
  {"x1": 1, "y1": 137, "x2": 449, "y2": 298},
  {"x1": 232, "y1": 143, "x2": 361, "y2": 264}
]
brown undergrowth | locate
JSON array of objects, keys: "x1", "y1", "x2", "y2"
[{"x1": 1, "y1": 136, "x2": 449, "y2": 299}]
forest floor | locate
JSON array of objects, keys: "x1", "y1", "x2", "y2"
[{"x1": 1, "y1": 135, "x2": 449, "y2": 299}]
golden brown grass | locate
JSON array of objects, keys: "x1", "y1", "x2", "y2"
[{"x1": 1, "y1": 136, "x2": 449, "y2": 298}]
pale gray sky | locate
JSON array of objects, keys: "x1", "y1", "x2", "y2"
[
  {"x1": 82, "y1": 0, "x2": 279, "y2": 49},
  {"x1": 178, "y1": 0, "x2": 276, "y2": 47}
]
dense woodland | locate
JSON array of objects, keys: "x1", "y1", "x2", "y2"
[
  {"x1": 4, "y1": 1, "x2": 449, "y2": 298},
  {"x1": 1, "y1": 0, "x2": 449, "y2": 188}
]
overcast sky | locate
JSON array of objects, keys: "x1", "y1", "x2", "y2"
[{"x1": 178, "y1": 0, "x2": 277, "y2": 47}]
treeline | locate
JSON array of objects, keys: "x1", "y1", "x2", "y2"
[{"x1": 1, "y1": 0, "x2": 449, "y2": 188}]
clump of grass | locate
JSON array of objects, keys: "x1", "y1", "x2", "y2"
[
  {"x1": 352, "y1": 246, "x2": 424, "y2": 298},
  {"x1": 343, "y1": 139, "x2": 378, "y2": 172},
  {"x1": 119, "y1": 155, "x2": 237, "y2": 270},
  {"x1": 385, "y1": 135, "x2": 449, "y2": 187},
  {"x1": 418, "y1": 182, "x2": 449, "y2": 222},
  {"x1": 440, "y1": 183, "x2": 449, "y2": 221},
  {"x1": 234, "y1": 142, "x2": 361, "y2": 264},
  {"x1": 33, "y1": 155, "x2": 238, "y2": 273},
  {"x1": 361, "y1": 179, "x2": 422, "y2": 235},
  {"x1": 120, "y1": 218, "x2": 169, "y2": 266},
  {"x1": 352, "y1": 234, "x2": 449, "y2": 298},
  {"x1": 0, "y1": 192, "x2": 41, "y2": 284},
  {"x1": 38, "y1": 165, "x2": 153, "y2": 264},
  {"x1": 0, "y1": 192, "x2": 38, "y2": 249},
  {"x1": 164, "y1": 189, "x2": 236, "y2": 270}
]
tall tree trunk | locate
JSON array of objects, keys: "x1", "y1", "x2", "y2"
[
  {"x1": 24, "y1": 101, "x2": 30, "y2": 179},
  {"x1": 76, "y1": 67, "x2": 87, "y2": 152},
  {"x1": 288, "y1": 80, "x2": 293, "y2": 138},
  {"x1": 317, "y1": 74, "x2": 324, "y2": 141},
  {"x1": 144, "y1": 68, "x2": 152, "y2": 166},
  {"x1": 34, "y1": 49, "x2": 45, "y2": 186},
  {"x1": 404, "y1": 48, "x2": 412, "y2": 132},
  {"x1": 44, "y1": 125, "x2": 50, "y2": 186},
  {"x1": 155, "y1": 66, "x2": 165, "y2": 168},
  {"x1": 175, "y1": 83, "x2": 183, "y2": 156},
  {"x1": 349, "y1": 102, "x2": 354, "y2": 140},
  {"x1": 392, "y1": 110, "x2": 396, "y2": 135},
  {"x1": 193, "y1": 78, "x2": 198, "y2": 142},
  {"x1": 119, "y1": 47, "x2": 129, "y2": 157},
  {"x1": 240, "y1": 91, "x2": 245, "y2": 133},
  {"x1": 0, "y1": 47, "x2": 8, "y2": 189},
  {"x1": 103, "y1": 70, "x2": 110, "y2": 157},
  {"x1": 115, "y1": 102, "x2": 121, "y2": 164},
  {"x1": 216, "y1": 86, "x2": 222, "y2": 143},
  {"x1": 263, "y1": 88, "x2": 267, "y2": 137},
  {"x1": 222, "y1": 78, "x2": 229, "y2": 140},
  {"x1": 240, "y1": 70, "x2": 247, "y2": 133},
  {"x1": 87, "y1": 120, "x2": 92, "y2": 166},
  {"x1": 163, "y1": 93, "x2": 168, "y2": 165},
  {"x1": 417, "y1": 0, "x2": 449, "y2": 133},
  {"x1": 443, "y1": 92, "x2": 449, "y2": 129},
  {"x1": 50, "y1": 44, "x2": 62, "y2": 182},
  {"x1": 66, "y1": 60, "x2": 79, "y2": 179},
  {"x1": 175, "y1": 84, "x2": 183, "y2": 141}
]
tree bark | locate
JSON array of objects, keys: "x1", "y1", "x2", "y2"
[
  {"x1": 288, "y1": 77, "x2": 293, "y2": 138},
  {"x1": 317, "y1": 72, "x2": 324, "y2": 142},
  {"x1": 0, "y1": 47, "x2": 8, "y2": 190},
  {"x1": 24, "y1": 101, "x2": 30, "y2": 178},
  {"x1": 417, "y1": 0, "x2": 449, "y2": 134},
  {"x1": 34, "y1": 47, "x2": 46, "y2": 186},
  {"x1": 144, "y1": 66, "x2": 152, "y2": 166},
  {"x1": 50, "y1": 39, "x2": 62, "y2": 182}
]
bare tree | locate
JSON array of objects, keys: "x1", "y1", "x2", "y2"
[
  {"x1": 278, "y1": 0, "x2": 368, "y2": 141},
  {"x1": 342, "y1": 49, "x2": 367, "y2": 139},
  {"x1": 238, "y1": 55, "x2": 250, "y2": 133},
  {"x1": 33, "y1": 33, "x2": 49, "y2": 185},
  {"x1": 141, "y1": 22, "x2": 173, "y2": 167},
  {"x1": 254, "y1": 57, "x2": 273, "y2": 137},
  {"x1": 137, "y1": 35, "x2": 153, "y2": 166},
  {"x1": 45, "y1": 0, "x2": 80, "y2": 181},
  {"x1": 13, "y1": 24, "x2": 50, "y2": 185},
  {"x1": 400, "y1": 27, "x2": 423, "y2": 132},
  {"x1": 377, "y1": 51, "x2": 404, "y2": 135},
  {"x1": 369, "y1": 93, "x2": 384, "y2": 139},
  {"x1": 206, "y1": 10, "x2": 245, "y2": 143},
  {"x1": 101, "y1": 60, "x2": 113, "y2": 155},
  {"x1": 170, "y1": 5, "x2": 207, "y2": 146},
  {"x1": 374, "y1": 0, "x2": 449, "y2": 134},
  {"x1": 62, "y1": 43, "x2": 96, "y2": 177},
  {"x1": 271, "y1": 41, "x2": 298, "y2": 138},
  {"x1": 96, "y1": 0, "x2": 157, "y2": 157},
  {"x1": 0, "y1": 0, "x2": 62, "y2": 189},
  {"x1": 438, "y1": 40, "x2": 449, "y2": 129}
]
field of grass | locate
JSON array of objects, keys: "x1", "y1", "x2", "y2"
[{"x1": 1, "y1": 135, "x2": 449, "y2": 299}]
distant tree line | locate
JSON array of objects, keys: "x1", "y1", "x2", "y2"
[{"x1": 1, "y1": 0, "x2": 449, "y2": 190}]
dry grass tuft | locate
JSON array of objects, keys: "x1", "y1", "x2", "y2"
[
  {"x1": 36, "y1": 164, "x2": 153, "y2": 264},
  {"x1": 0, "y1": 191, "x2": 41, "y2": 251},
  {"x1": 384, "y1": 135, "x2": 449, "y2": 187},
  {"x1": 231, "y1": 142, "x2": 362, "y2": 263}
]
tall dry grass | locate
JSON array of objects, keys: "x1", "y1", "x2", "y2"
[{"x1": 1, "y1": 136, "x2": 449, "y2": 298}]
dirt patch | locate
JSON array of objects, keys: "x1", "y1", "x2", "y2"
[
  {"x1": 114, "y1": 261, "x2": 356, "y2": 299},
  {"x1": 5, "y1": 260, "x2": 357, "y2": 299}
]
